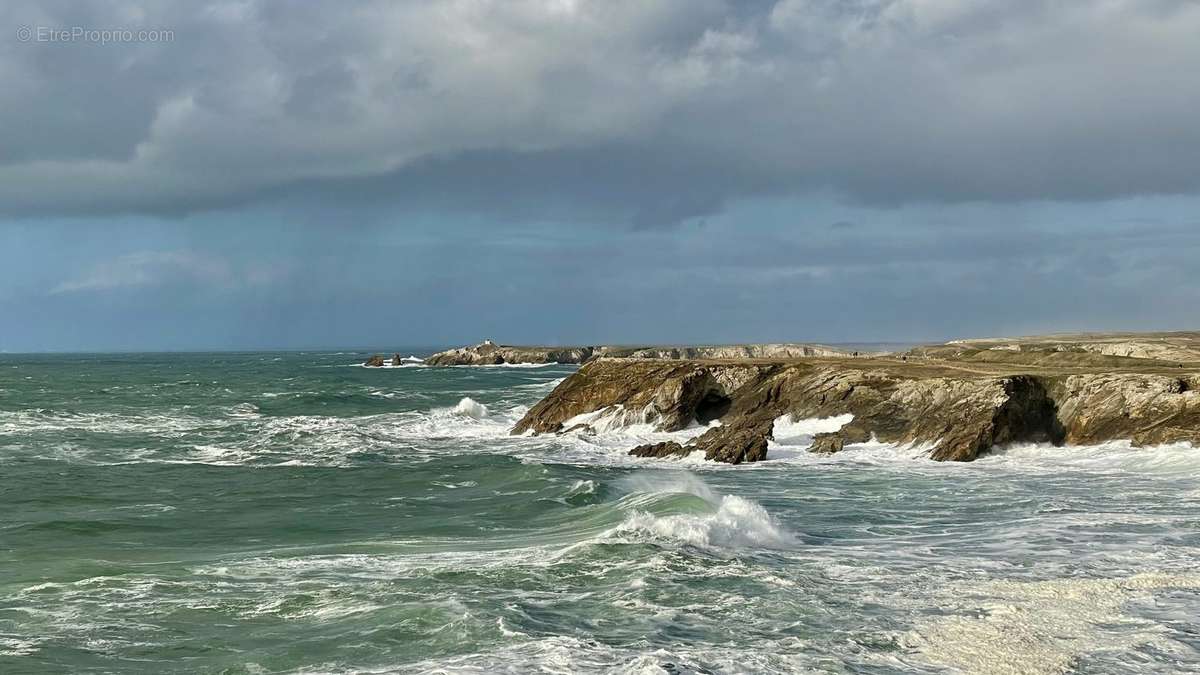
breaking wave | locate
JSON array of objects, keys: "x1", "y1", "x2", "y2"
[
  {"x1": 451, "y1": 397, "x2": 490, "y2": 420},
  {"x1": 611, "y1": 494, "x2": 794, "y2": 550},
  {"x1": 599, "y1": 473, "x2": 795, "y2": 551}
]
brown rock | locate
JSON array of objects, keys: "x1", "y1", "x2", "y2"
[
  {"x1": 808, "y1": 432, "x2": 845, "y2": 454},
  {"x1": 1052, "y1": 373, "x2": 1200, "y2": 446},
  {"x1": 628, "y1": 441, "x2": 691, "y2": 458},
  {"x1": 695, "y1": 423, "x2": 771, "y2": 464},
  {"x1": 511, "y1": 360, "x2": 770, "y2": 436},
  {"x1": 510, "y1": 333, "x2": 1200, "y2": 465}
]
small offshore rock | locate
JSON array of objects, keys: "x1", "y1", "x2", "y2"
[
  {"x1": 628, "y1": 441, "x2": 692, "y2": 458},
  {"x1": 699, "y1": 426, "x2": 770, "y2": 464},
  {"x1": 808, "y1": 432, "x2": 845, "y2": 454}
]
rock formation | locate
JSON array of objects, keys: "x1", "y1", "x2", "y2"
[
  {"x1": 596, "y1": 343, "x2": 856, "y2": 360},
  {"x1": 1050, "y1": 373, "x2": 1200, "y2": 446},
  {"x1": 424, "y1": 341, "x2": 597, "y2": 366},
  {"x1": 911, "y1": 332, "x2": 1200, "y2": 366},
  {"x1": 512, "y1": 334, "x2": 1200, "y2": 464},
  {"x1": 363, "y1": 354, "x2": 386, "y2": 367},
  {"x1": 423, "y1": 342, "x2": 859, "y2": 366}
]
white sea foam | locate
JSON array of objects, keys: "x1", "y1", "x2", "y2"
[
  {"x1": 560, "y1": 404, "x2": 650, "y2": 433},
  {"x1": 770, "y1": 412, "x2": 854, "y2": 444},
  {"x1": 760, "y1": 438, "x2": 1200, "y2": 474},
  {"x1": 512, "y1": 377, "x2": 566, "y2": 392},
  {"x1": 402, "y1": 634, "x2": 814, "y2": 674},
  {"x1": 565, "y1": 479, "x2": 596, "y2": 496},
  {"x1": 450, "y1": 362, "x2": 564, "y2": 369},
  {"x1": 0, "y1": 400, "x2": 528, "y2": 466},
  {"x1": 977, "y1": 440, "x2": 1200, "y2": 475},
  {"x1": 538, "y1": 415, "x2": 722, "y2": 468},
  {"x1": 0, "y1": 409, "x2": 226, "y2": 436},
  {"x1": 907, "y1": 572, "x2": 1200, "y2": 675},
  {"x1": 187, "y1": 445, "x2": 253, "y2": 465}
]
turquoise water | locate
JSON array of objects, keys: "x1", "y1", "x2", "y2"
[{"x1": 2, "y1": 352, "x2": 1200, "y2": 673}]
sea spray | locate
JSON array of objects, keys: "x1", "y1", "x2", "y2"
[
  {"x1": 452, "y1": 397, "x2": 490, "y2": 420},
  {"x1": 607, "y1": 471, "x2": 796, "y2": 550},
  {"x1": 613, "y1": 495, "x2": 795, "y2": 550}
]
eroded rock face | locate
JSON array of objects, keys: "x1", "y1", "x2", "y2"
[
  {"x1": 598, "y1": 343, "x2": 856, "y2": 360},
  {"x1": 1052, "y1": 374, "x2": 1200, "y2": 446},
  {"x1": 885, "y1": 375, "x2": 1062, "y2": 461},
  {"x1": 364, "y1": 355, "x2": 386, "y2": 367},
  {"x1": 511, "y1": 360, "x2": 770, "y2": 435},
  {"x1": 425, "y1": 342, "x2": 596, "y2": 366},
  {"x1": 426, "y1": 341, "x2": 866, "y2": 366},
  {"x1": 515, "y1": 358, "x2": 1200, "y2": 464}
]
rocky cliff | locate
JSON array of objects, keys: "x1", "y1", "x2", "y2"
[
  {"x1": 421, "y1": 341, "x2": 596, "y2": 366},
  {"x1": 912, "y1": 332, "x2": 1200, "y2": 366},
  {"x1": 594, "y1": 343, "x2": 856, "y2": 360},
  {"x1": 419, "y1": 341, "x2": 857, "y2": 366},
  {"x1": 512, "y1": 352, "x2": 1200, "y2": 464}
]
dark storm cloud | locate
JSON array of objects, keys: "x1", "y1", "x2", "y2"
[
  {"x1": 260, "y1": 144, "x2": 786, "y2": 230},
  {"x1": 2, "y1": 0, "x2": 1200, "y2": 224}
]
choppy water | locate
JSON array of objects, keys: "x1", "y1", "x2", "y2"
[{"x1": 2, "y1": 352, "x2": 1199, "y2": 674}]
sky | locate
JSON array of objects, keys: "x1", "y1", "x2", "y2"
[{"x1": 2, "y1": 0, "x2": 1199, "y2": 351}]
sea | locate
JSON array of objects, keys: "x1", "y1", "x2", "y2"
[{"x1": 2, "y1": 351, "x2": 1199, "y2": 674}]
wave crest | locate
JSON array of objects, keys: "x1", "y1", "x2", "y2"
[
  {"x1": 613, "y1": 494, "x2": 794, "y2": 550},
  {"x1": 452, "y1": 397, "x2": 490, "y2": 420},
  {"x1": 603, "y1": 473, "x2": 795, "y2": 550}
]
